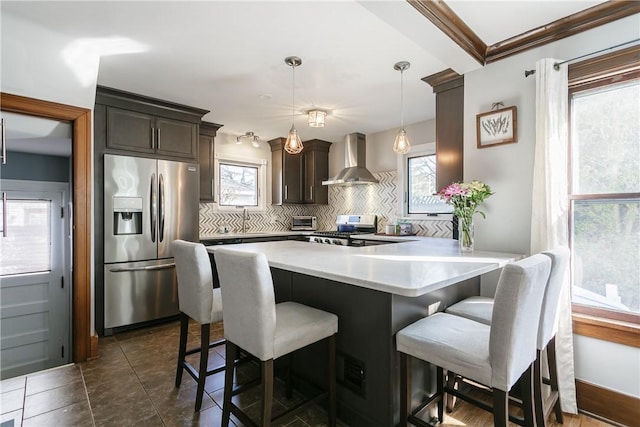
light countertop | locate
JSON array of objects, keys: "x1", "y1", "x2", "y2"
[{"x1": 206, "y1": 238, "x2": 521, "y2": 297}]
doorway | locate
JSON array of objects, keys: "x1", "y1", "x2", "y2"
[
  {"x1": 0, "y1": 182, "x2": 70, "y2": 378},
  {"x1": 1, "y1": 93, "x2": 92, "y2": 363}
]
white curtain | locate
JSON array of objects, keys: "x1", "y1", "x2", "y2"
[{"x1": 531, "y1": 58, "x2": 577, "y2": 413}]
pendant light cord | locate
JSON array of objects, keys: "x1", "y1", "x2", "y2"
[
  {"x1": 291, "y1": 63, "x2": 295, "y2": 123},
  {"x1": 400, "y1": 68, "x2": 404, "y2": 130}
]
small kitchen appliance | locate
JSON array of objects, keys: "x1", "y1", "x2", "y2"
[
  {"x1": 308, "y1": 214, "x2": 376, "y2": 245},
  {"x1": 291, "y1": 215, "x2": 317, "y2": 231}
]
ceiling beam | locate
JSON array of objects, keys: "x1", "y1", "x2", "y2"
[
  {"x1": 485, "y1": 1, "x2": 640, "y2": 64},
  {"x1": 407, "y1": 0, "x2": 486, "y2": 65}
]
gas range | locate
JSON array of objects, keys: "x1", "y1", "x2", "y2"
[{"x1": 308, "y1": 214, "x2": 376, "y2": 246}]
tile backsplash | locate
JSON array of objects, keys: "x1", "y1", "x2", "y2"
[{"x1": 199, "y1": 170, "x2": 452, "y2": 238}]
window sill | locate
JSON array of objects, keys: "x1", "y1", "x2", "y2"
[{"x1": 572, "y1": 313, "x2": 640, "y2": 348}]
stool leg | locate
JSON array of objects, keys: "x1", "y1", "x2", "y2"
[
  {"x1": 285, "y1": 353, "x2": 293, "y2": 399},
  {"x1": 399, "y1": 352, "x2": 411, "y2": 427},
  {"x1": 521, "y1": 364, "x2": 536, "y2": 427},
  {"x1": 195, "y1": 323, "x2": 210, "y2": 411},
  {"x1": 437, "y1": 366, "x2": 444, "y2": 423},
  {"x1": 492, "y1": 389, "x2": 508, "y2": 427},
  {"x1": 175, "y1": 312, "x2": 188, "y2": 387},
  {"x1": 547, "y1": 337, "x2": 563, "y2": 423},
  {"x1": 534, "y1": 349, "x2": 546, "y2": 427},
  {"x1": 221, "y1": 341, "x2": 236, "y2": 427},
  {"x1": 328, "y1": 334, "x2": 336, "y2": 427},
  {"x1": 261, "y1": 359, "x2": 274, "y2": 427},
  {"x1": 446, "y1": 371, "x2": 458, "y2": 413}
]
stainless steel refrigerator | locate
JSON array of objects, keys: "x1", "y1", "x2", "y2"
[{"x1": 103, "y1": 154, "x2": 198, "y2": 331}]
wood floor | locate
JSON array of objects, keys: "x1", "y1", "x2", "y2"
[{"x1": 0, "y1": 319, "x2": 615, "y2": 426}]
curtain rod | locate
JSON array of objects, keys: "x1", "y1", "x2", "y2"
[{"x1": 524, "y1": 38, "x2": 640, "y2": 77}]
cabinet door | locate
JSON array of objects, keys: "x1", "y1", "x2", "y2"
[
  {"x1": 199, "y1": 131, "x2": 215, "y2": 201},
  {"x1": 303, "y1": 149, "x2": 329, "y2": 204},
  {"x1": 282, "y1": 151, "x2": 302, "y2": 203},
  {"x1": 155, "y1": 117, "x2": 198, "y2": 160},
  {"x1": 106, "y1": 107, "x2": 154, "y2": 154}
]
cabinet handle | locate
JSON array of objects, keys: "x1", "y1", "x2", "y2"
[
  {"x1": 2, "y1": 192, "x2": 7, "y2": 237},
  {"x1": 1, "y1": 118, "x2": 6, "y2": 165},
  {"x1": 310, "y1": 186, "x2": 313, "y2": 200},
  {"x1": 285, "y1": 185, "x2": 288, "y2": 200},
  {"x1": 156, "y1": 128, "x2": 160, "y2": 148},
  {"x1": 151, "y1": 127, "x2": 155, "y2": 150}
]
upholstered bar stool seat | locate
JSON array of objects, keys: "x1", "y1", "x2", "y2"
[
  {"x1": 445, "y1": 248, "x2": 569, "y2": 426},
  {"x1": 396, "y1": 254, "x2": 551, "y2": 427},
  {"x1": 172, "y1": 239, "x2": 225, "y2": 412},
  {"x1": 214, "y1": 247, "x2": 338, "y2": 427}
]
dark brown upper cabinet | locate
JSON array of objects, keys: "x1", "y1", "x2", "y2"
[
  {"x1": 268, "y1": 138, "x2": 331, "y2": 205},
  {"x1": 199, "y1": 121, "x2": 223, "y2": 201},
  {"x1": 302, "y1": 139, "x2": 331, "y2": 205},
  {"x1": 96, "y1": 86, "x2": 208, "y2": 161}
]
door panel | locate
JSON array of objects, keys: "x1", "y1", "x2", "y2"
[
  {"x1": 104, "y1": 154, "x2": 157, "y2": 263},
  {"x1": 0, "y1": 188, "x2": 67, "y2": 379},
  {"x1": 103, "y1": 259, "x2": 179, "y2": 329},
  {"x1": 157, "y1": 159, "x2": 199, "y2": 259}
]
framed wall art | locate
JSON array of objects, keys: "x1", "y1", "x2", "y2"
[{"x1": 476, "y1": 106, "x2": 517, "y2": 148}]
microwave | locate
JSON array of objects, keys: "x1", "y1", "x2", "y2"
[{"x1": 291, "y1": 216, "x2": 317, "y2": 231}]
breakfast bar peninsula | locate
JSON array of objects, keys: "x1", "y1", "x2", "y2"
[{"x1": 207, "y1": 238, "x2": 520, "y2": 427}]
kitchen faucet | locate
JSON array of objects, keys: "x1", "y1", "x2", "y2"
[{"x1": 242, "y1": 207, "x2": 249, "y2": 233}]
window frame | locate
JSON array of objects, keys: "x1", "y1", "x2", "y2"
[
  {"x1": 397, "y1": 142, "x2": 452, "y2": 220},
  {"x1": 568, "y1": 48, "x2": 640, "y2": 344},
  {"x1": 213, "y1": 153, "x2": 267, "y2": 212}
]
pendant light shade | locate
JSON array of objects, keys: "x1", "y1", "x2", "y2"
[
  {"x1": 393, "y1": 61, "x2": 411, "y2": 154},
  {"x1": 284, "y1": 56, "x2": 303, "y2": 155}
]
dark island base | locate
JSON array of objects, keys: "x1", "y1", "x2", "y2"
[{"x1": 271, "y1": 268, "x2": 480, "y2": 427}]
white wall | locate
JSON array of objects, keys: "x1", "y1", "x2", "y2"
[
  {"x1": 463, "y1": 14, "x2": 640, "y2": 397},
  {"x1": 1, "y1": 11, "x2": 99, "y2": 108},
  {"x1": 1, "y1": 11, "x2": 100, "y2": 334}
]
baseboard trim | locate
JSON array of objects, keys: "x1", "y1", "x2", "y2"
[
  {"x1": 89, "y1": 334, "x2": 99, "y2": 360},
  {"x1": 576, "y1": 379, "x2": 640, "y2": 426}
]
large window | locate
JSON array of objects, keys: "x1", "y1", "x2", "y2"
[
  {"x1": 214, "y1": 154, "x2": 266, "y2": 211},
  {"x1": 399, "y1": 143, "x2": 451, "y2": 217},
  {"x1": 569, "y1": 75, "x2": 640, "y2": 319}
]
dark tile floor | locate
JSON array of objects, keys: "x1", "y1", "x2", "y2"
[
  {"x1": 0, "y1": 319, "x2": 612, "y2": 427},
  {"x1": 0, "y1": 320, "x2": 337, "y2": 427}
]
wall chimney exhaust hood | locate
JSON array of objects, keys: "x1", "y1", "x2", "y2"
[{"x1": 322, "y1": 132, "x2": 379, "y2": 186}]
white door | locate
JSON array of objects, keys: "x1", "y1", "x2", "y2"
[{"x1": 0, "y1": 181, "x2": 70, "y2": 379}]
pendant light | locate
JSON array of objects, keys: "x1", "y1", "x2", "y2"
[
  {"x1": 393, "y1": 61, "x2": 411, "y2": 154},
  {"x1": 284, "y1": 56, "x2": 303, "y2": 154}
]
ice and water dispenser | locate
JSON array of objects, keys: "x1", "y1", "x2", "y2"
[{"x1": 112, "y1": 197, "x2": 143, "y2": 235}]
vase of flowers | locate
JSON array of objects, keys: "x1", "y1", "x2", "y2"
[{"x1": 438, "y1": 181, "x2": 493, "y2": 252}]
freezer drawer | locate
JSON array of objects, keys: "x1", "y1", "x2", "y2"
[{"x1": 104, "y1": 259, "x2": 179, "y2": 329}]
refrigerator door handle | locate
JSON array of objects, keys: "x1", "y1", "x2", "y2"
[
  {"x1": 159, "y1": 173, "x2": 165, "y2": 242},
  {"x1": 2, "y1": 192, "x2": 7, "y2": 237},
  {"x1": 109, "y1": 263, "x2": 176, "y2": 273},
  {"x1": 150, "y1": 173, "x2": 157, "y2": 243}
]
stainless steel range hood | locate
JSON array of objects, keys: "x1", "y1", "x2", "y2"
[{"x1": 322, "y1": 132, "x2": 379, "y2": 186}]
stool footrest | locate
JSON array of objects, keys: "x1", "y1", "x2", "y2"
[{"x1": 444, "y1": 385, "x2": 526, "y2": 426}]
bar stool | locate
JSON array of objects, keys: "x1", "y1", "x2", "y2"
[
  {"x1": 213, "y1": 247, "x2": 338, "y2": 427},
  {"x1": 446, "y1": 247, "x2": 569, "y2": 426},
  {"x1": 172, "y1": 239, "x2": 225, "y2": 411},
  {"x1": 396, "y1": 254, "x2": 551, "y2": 427}
]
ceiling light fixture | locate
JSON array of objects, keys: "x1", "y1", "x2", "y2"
[
  {"x1": 236, "y1": 131, "x2": 260, "y2": 148},
  {"x1": 393, "y1": 61, "x2": 411, "y2": 154},
  {"x1": 284, "y1": 56, "x2": 303, "y2": 155},
  {"x1": 307, "y1": 109, "x2": 327, "y2": 128}
]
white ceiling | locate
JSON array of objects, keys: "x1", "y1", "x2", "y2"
[{"x1": 2, "y1": 0, "x2": 608, "y2": 146}]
